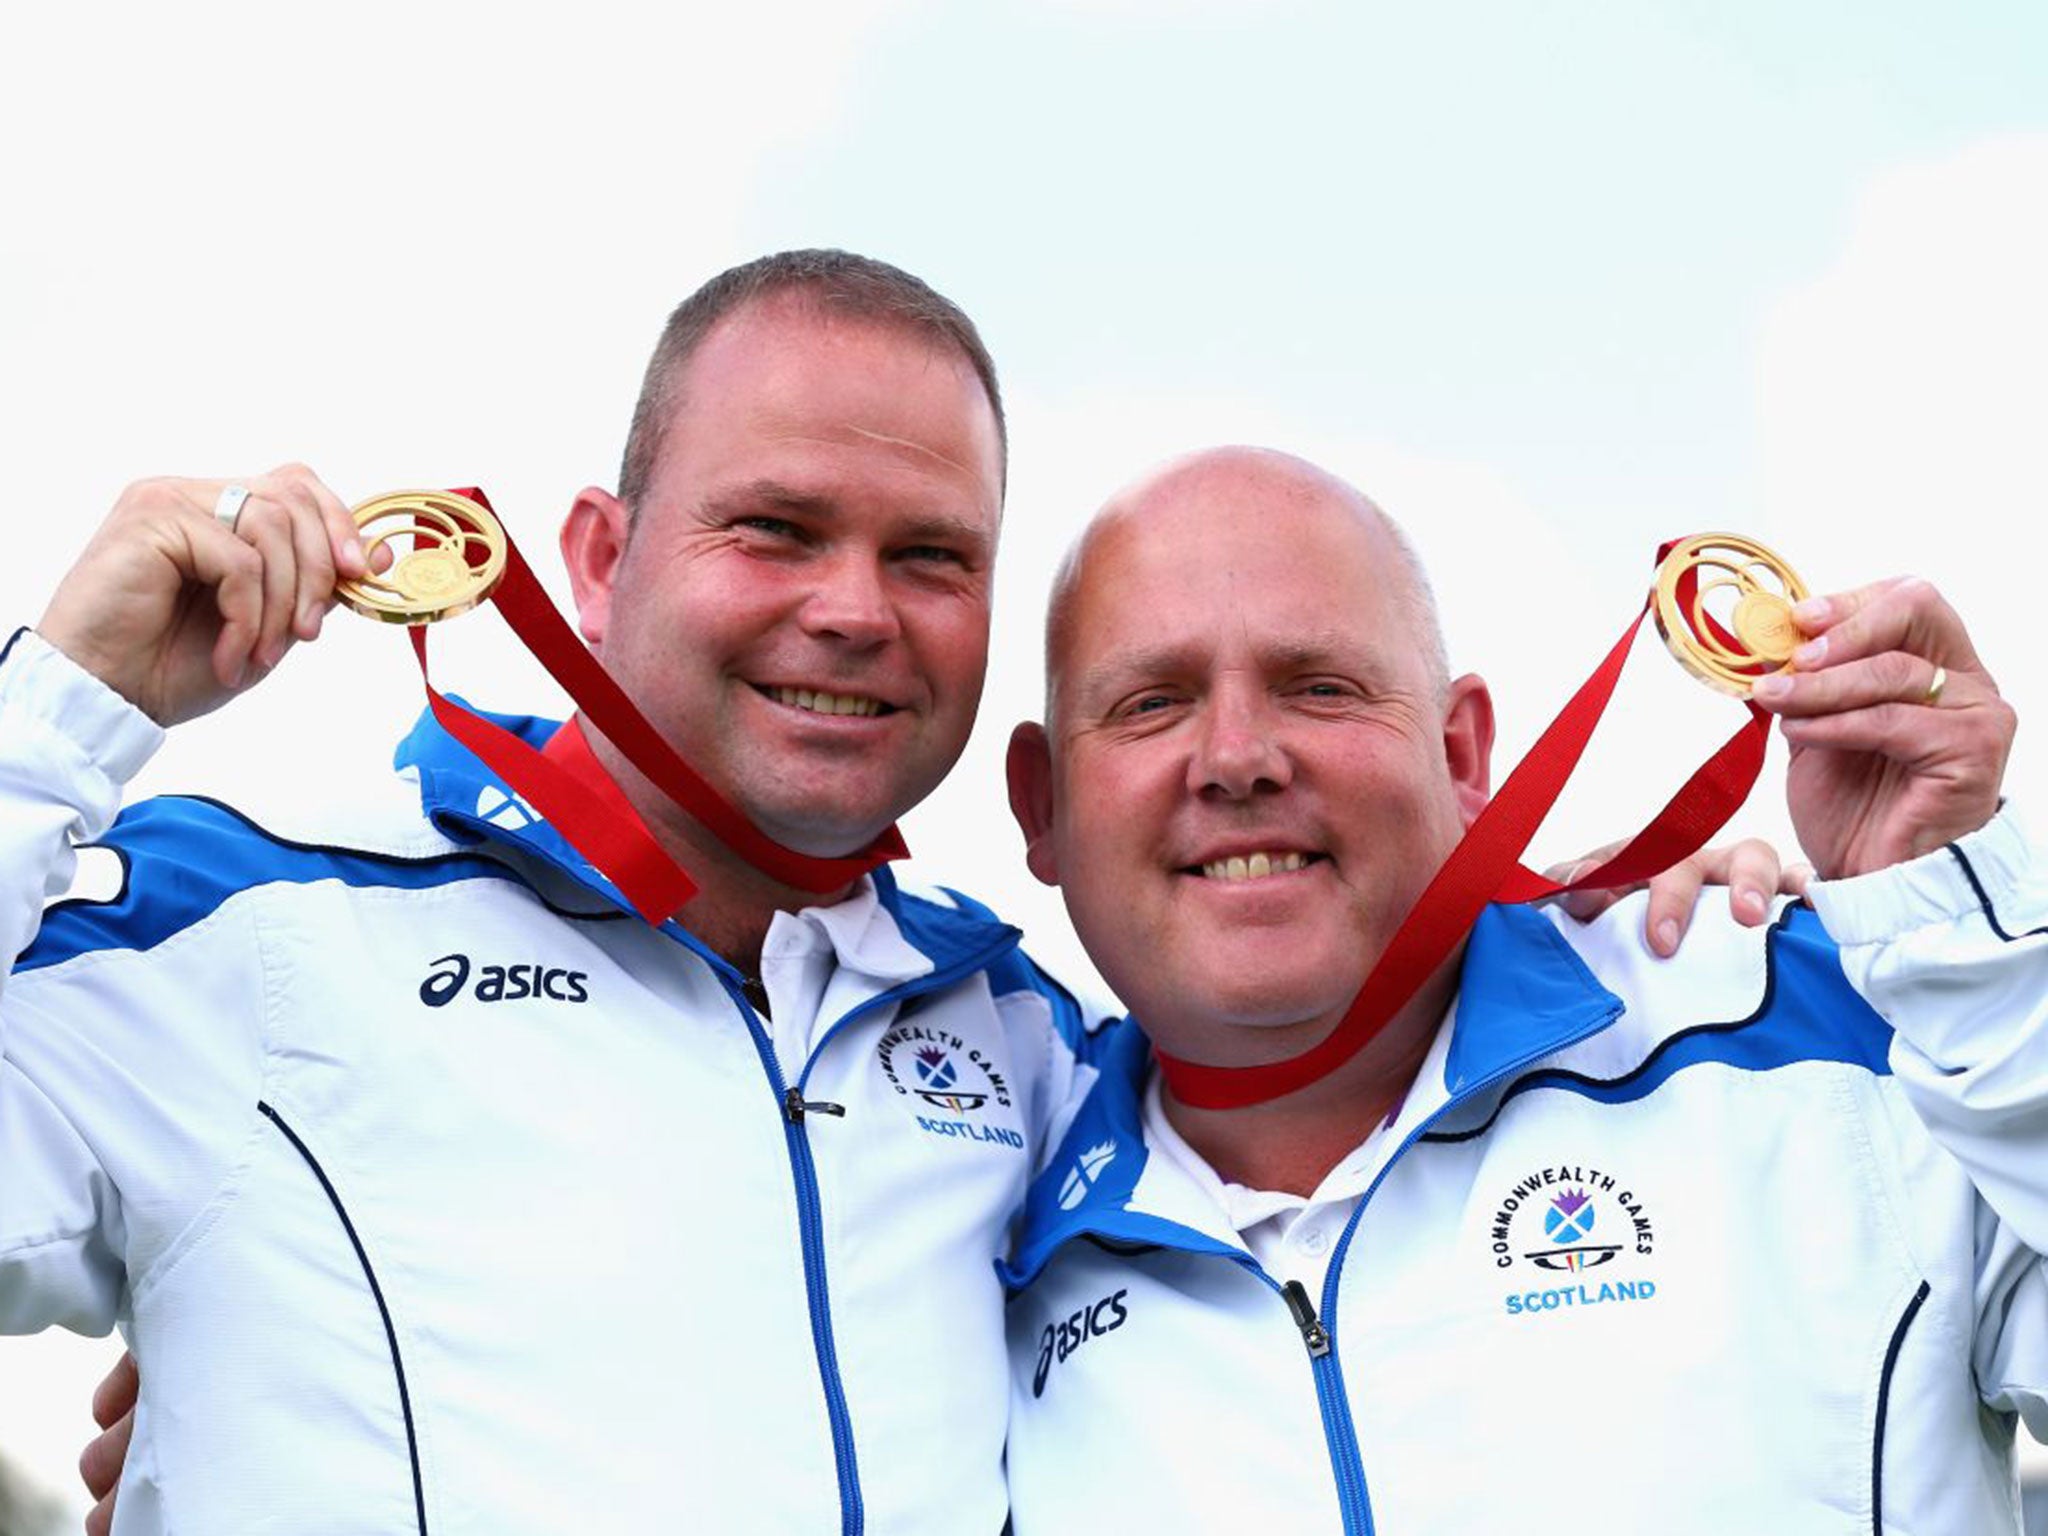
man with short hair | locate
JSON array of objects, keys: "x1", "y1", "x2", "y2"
[
  {"x1": 2, "y1": 250, "x2": 1083, "y2": 1534},
  {"x1": 1002, "y1": 445, "x2": 2043, "y2": 1533}
]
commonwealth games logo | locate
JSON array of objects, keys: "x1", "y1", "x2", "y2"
[
  {"x1": 1485, "y1": 1164, "x2": 1656, "y2": 1273},
  {"x1": 911, "y1": 1046, "x2": 989, "y2": 1112},
  {"x1": 876, "y1": 1022, "x2": 1015, "y2": 1125},
  {"x1": 1532, "y1": 1188, "x2": 1618, "y2": 1272},
  {"x1": 1487, "y1": 1163, "x2": 1661, "y2": 1320}
]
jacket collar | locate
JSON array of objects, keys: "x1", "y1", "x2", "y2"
[
  {"x1": 1002, "y1": 902, "x2": 1622, "y2": 1290},
  {"x1": 394, "y1": 703, "x2": 1017, "y2": 977}
]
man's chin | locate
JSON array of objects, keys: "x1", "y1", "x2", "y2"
[
  {"x1": 1124, "y1": 978, "x2": 1358, "y2": 1057},
  {"x1": 741, "y1": 798, "x2": 904, "y2": 863},
  {"x1": 1187, "y1": 955, "x2": 1357, "y2": 1027},
  {"x1": 737, "y1": 761, "x2": 952, "y2": 863}
]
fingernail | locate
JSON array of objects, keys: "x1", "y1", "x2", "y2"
[
  {"x1": 1793, "y1": 635, "x2": 1828, "y2": 667},
  {"x1": 1737, "y1": 887, "x2": 1766, "y2": 918},
  {"x1": 1656, "y1": 919, "x2": 1680, "y2": 954},
  {"x1": 343, "y1": 538, "x2": 365, "y2": 571},
  {"x1": 1751, "y1": 674, "x2": 1792, "y2": 701},
  {"x1": 1792, "y1": 596, "x2": 1830, "y2": 626}
]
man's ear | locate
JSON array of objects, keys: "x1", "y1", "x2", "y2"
[
  {"x1": 1005, "y1": 722, "x2": 1062, "y2": 887},
  {"x1": 1442, "y1": 673, "x2": 1495, "y2": 828},
  {"x1": 559, "y1": 487, "x2": 632, "y2": 647}
]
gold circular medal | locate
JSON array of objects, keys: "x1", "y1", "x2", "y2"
[
  {"x1": 338, "y1": 491, "x2": 509, "y2": 623},
  {"x1": 1652, "y1": 533, "x2": 1810, "y2": 697}
]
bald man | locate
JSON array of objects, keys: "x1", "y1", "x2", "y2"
[{"x1": 1001, "y1": 447, "x2": 2045, "y2": 1534}]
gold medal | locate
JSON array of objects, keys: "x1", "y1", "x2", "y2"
[
  {"x1": 338, "y1": 491, "x2": 509, "y2": 624},
  {"x1": 1652, "y1": 533, "x2": 1810, "y2": 697}
]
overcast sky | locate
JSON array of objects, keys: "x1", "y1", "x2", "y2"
[{"x1": 5, "y1": 0, "x2": 2045, "y2": 1510}]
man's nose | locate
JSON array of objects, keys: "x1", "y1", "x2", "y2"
[
  {"x1": 1188, "y1": 687, "x2": 1292, "y2": 799},
  {"x1": 799, "y1": 554, "x2": 902, "y2": 647}
]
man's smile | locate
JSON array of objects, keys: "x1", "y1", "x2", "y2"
[
  {"x1": 1180, "y1": 847, "x2": 1329, "y2": 882},
  {"x1": 755, "y1": 683, "x2": 897, "y2": 718}
]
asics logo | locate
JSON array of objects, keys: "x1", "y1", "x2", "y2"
[
  {"x1": 420, "y1": 953, "x2": 591, "y2": 1007},
  {"x1": 1032, "y1": 1288, "x2": 1129, "y2": 1398}
]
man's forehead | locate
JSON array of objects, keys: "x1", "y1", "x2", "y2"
[
  {"x1": 1069, "y1": 619, "x2": 1387, "y2": 691},
  {"x1": 676, "y1": 301, "x2": 947, "y2": 407},
  {"x1": 1072, "y1": 499, "x2": 1395, "y2": 617},
  {"x1": 1047, "y1": 465, "x2": 1424, "y2": 716},
  {"x1": 649, "y1": 303, "x2": 1002, "y2": 496}
]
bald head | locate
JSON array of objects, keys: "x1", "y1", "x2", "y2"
[
  {"x1": 1044, "y1": 447, "x2": 1449, "y2": 732},
  {"x1": 1007, "y1": 444, "x2": 1494, "y2": 1067}
]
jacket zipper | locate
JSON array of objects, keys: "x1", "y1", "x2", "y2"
[
  {"x1": 714, "y1": 924, "x2": 1023, "y2": 1536},
  {"x1": 723, "y1": 971, "x2": 866, "y2": 1536},
  {"x1": 1278, "y1": 1000, "x2": 1627, "y2": 1535},
  {"x1": 1280, "y1": 1279, "x2": 1374, "y2": 1535}
]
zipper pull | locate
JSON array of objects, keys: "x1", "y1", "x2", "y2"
[
  {"x1": 783, "y1": 1087, "x2": 847, "y2": 1124},
  {"x1": 1282, "y1": 1280, "x2": 1332, "y2": 1359}
]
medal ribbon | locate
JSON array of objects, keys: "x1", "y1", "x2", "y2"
[
  {"x1": 404, "y1": 488, "x2": 907, "y2": 924},
  {"x1": 1156, "y1": 541, "x2": 1776, "y2": 1110}
]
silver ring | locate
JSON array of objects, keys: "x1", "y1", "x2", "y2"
[
  {"x1": 212, "y1": 484, "x2": 252, "y2": 532},
  {"x1": 1923, "y1": 664, "x2": 1948, "y2": 707}
]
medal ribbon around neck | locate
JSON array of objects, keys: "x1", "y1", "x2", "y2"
[
  {"x1": 1155, "y1": 534, "x2": 1806, "y2": 1111},
  {"x1": 336, "y1": 488, "x2": 908, "y2": 923}
]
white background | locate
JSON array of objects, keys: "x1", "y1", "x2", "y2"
[{"x1": 3, "y1": 0, "x2": 2044, "y2": 1517}]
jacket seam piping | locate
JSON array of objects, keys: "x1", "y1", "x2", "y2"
[
  {"x1": 138, "y1": 793, "x2": 482, "y2": 866},
  {"x1": 31, "y1": 819, "x2": 623, "y2": 973},
  {"x1": 1946, "y1": 844, "x2": 2047, "y2": 943},
  {"x1": 1422, "y1": 906, "x2": 1798, "y2": 1144},
  {"x1": 1871, "y1": 1279, "x2": 1929, "y2": 1534},
  {"x1": 258, "y1": 1102, "x2": 428, "y2": 1535}
]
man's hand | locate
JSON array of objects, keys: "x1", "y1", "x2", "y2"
[
  {"x1": 79, "y1": 1351, "x2": 137, "y2": 1536},
  {"x1": 37, "y1": 466, "x2": 368, "y2": 727},
  {"x1": 1546, "y1": 839, "x2": 1810, "y2": 956},
  {"x1": 1751, "y1": 577, "x2": 2015, "y2": 880}
]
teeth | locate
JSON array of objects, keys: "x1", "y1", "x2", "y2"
[
  {"x1": 1200, "y1": 850, "x2": 1307, "y2": 881},
  {"x1": 770, "y1": 687, "x2": 882, "y2": 718}
]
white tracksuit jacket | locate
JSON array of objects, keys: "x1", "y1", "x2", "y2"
[
  {"x1": 1003, "y1": 809, "x2": 2048, "y2": 1535},
  {"x1": 0, "y1": 630, "x2": 1096, "y2": 1534}
]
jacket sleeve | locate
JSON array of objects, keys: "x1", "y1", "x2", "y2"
[
  {"x1": 1808, "y1": 806, "x2": 2048, "y2": 1424},
  {"x1": 0, "y1": 630, "x2": 201, "y2": 1335}
]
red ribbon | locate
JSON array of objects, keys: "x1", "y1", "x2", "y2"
[
  {"x1": 1156, "y1": 539, "x2": 1776, "y2": 1110},
  {"x1": 403, "y1": 488, "x2": 907, "y2": 924}
]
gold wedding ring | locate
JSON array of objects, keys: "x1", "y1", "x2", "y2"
[
  {"x1": 1652, "y1": 534, "x2": 1810, "y2": 698},
  {"x1": 337, "y1": 491, "x2": 509, "y2": 624}
]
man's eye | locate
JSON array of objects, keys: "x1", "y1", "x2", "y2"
[
  {"x1": 737, "y1": 516, "x2": 802, "y2": 539},
  {"x1": 1126, "y1": 694, "x2": 1176, "y2": 716},
  {"x1": 899, "y1": 544, "x2": 966, "y2": 566}
]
